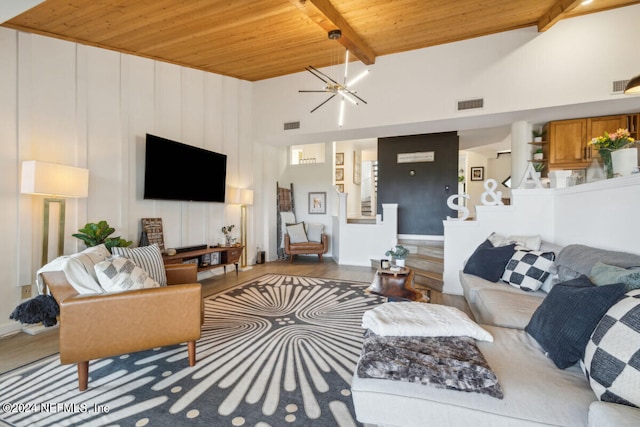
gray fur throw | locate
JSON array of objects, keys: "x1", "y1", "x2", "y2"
[
  {"x1": 357, "y1": 331, "x2": 503, "y2": 399},
  {"x1": 10, "y1": 295, "x2": 59, "y2": 327}
]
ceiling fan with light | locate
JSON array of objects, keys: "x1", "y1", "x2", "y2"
[{"x1": 299, "y1": 29, "x2": 369, "y2": 127}]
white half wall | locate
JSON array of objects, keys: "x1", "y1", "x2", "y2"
[
  {"x1": 553, "y1": 176, "x2": 640, "y2": 251},
  {"x1": 443, "y1": 176, "x2": 640, "y2": 295},
  {"x1": 333, "y1": 198, "x2": 399, "y2": 267}
]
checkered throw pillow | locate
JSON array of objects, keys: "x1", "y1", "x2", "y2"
[
  {"x1": 501, "y1": 249, "x2": 555, "y2": 291},
  {"x1": 582, "y1": 289, "x2": 640, "y2": 408}
]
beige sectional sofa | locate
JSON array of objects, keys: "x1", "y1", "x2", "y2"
[{"x1": 352, "y1": 241, "x2": 640, "y2": 426}]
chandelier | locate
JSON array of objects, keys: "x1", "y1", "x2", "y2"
[{"x1": 299, "y1": 30, "x2": 369, "y2": 127}]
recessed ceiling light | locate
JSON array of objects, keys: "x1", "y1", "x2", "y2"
[{"x1": 581, "y1": 0, "x2": 593, "y2": 5}]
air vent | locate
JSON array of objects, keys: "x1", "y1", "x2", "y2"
[
  {"x1": 284, "y1": 121, "x2": 300, "y2": 130},
  {"x1": 612, "y1": 79, "x2": 630, "y2": 94},
  {"x1": 457, "y1": 98, "x2": 484, "y2": 111}
]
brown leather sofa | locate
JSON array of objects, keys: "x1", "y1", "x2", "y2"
[
  {"x1": 284, "y1": 233, "x2": 329, "y2": 262},
  {"x1": 42, "y1": 263, "x2": 202, "y2": 391}
]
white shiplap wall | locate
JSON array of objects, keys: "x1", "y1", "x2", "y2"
[{"x1": 0, "y1": 29, "x2": 254, "y2": 335}]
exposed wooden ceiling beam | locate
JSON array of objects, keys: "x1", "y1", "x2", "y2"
[
  {"x1": 290, "y1": 0, "x2": 376, "y2": 65},
  {"x1": 537, "y1": 0, "x2": 583, "y2": 32}
]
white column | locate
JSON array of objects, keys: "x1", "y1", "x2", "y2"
[
  {"x1": 338, "y1": 192, "x2": 348, "y2": 225},
  {"x1": 511, "y1": 121, "x2": 532, "y2": 189}
]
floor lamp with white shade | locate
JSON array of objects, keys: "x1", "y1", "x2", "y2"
[
  {"x1": 21, "y1": 160, "x2": 89, "y2": 267},
  {"x1": 227, "y1": 187, "x2": 254, "y2": 268},
  {"x1": 20, "y1": 160, "x2": 89, "y2": 334},
  {"x1": 239, "y1": 189, "x2": 254, "y2": 268}
]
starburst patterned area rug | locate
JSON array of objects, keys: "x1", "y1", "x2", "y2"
[{"x1": 0, "y1": 274, "x2": 383, "y2": 427}]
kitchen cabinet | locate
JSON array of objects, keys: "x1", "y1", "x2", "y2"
[
  {"x1": 545, "y1": 119, "x2": 588, "y2": 169},
  {"x1": 625, "y1": 113, "x2": 639, "y2": 141},
  {"x1": 545, "y1": 113, "x2": 638, "y2": 170}
]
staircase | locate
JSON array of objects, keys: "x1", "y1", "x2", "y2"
[
  {"x1": 371, "y1": 239, "x2": 444, "y2": 303},
  {"x1": 402, "y1": 239, "x2": 444, "y2": 304},
  {"x1": 361, "y1": 197, "x2": 372, "y2": 216}
]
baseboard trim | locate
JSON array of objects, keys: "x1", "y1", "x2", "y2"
[
  {"x1": 398, "y1": 234, "x2": 444, "y2": 241},
  {"x1": 22, "y1": 323, "x2": 59, "y2": 335},
  {"x1": 0, "y1": 322, "x2": 23, "y2": 338}
]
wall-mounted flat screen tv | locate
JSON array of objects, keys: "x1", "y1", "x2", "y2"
[{"x1": 143, "y1": 133, "x2": 227, "y2": 203}]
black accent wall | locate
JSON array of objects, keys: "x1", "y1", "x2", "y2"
[{"x1": 377, "y1": 132, "x2": 459, "y2": 235}]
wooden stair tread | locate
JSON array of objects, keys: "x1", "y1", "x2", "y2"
[
  {"x1": 406, "y1": 253, "x2": 443, "y2": 263},
  {"x1": 347, "y1": 218, "x2": 376, "y2": 224},
  {"x1": 413, "y1": 268, "x2": 443, "y2": 280},
  {"x1": 405, "y1": 255, "x2": 443, "y2": 275}
]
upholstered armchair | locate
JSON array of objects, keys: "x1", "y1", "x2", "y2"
[
  {"x1": 42, "y1": 263, "x2": 202, "y2": 391},
  {"x1": 284, "y1": 233, "x2": 329, "y2": 262}
]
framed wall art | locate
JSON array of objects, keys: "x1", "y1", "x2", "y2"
[
  {"x1": 308, "y1": 192, "x2": 326, "y2": 214},
  {"x1": 353, "y1": 150, "x2": 361, "y2": 184},
  {"x1": 141, "y1": 218, "x2": 165, "y2": 251},
  {"x1": 471, "y1": 166, "x2": 484, "y2": 181},
  {"x1": 335, "y1": 152, "x2": 344, "y2": 166},
  {"x1": 335, "y1": 168, "x2": 344, "y2": 182}
]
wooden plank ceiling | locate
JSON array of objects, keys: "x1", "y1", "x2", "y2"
[{"x1": 3, "y1": 0, "x2": 639, "y2": 81}]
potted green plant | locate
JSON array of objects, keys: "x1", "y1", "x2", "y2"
[
  {"x1": 73, "y1": 220, "x2": 132, "y2": 252},
  {"x1": 385, "y1": 244, "x2": 409, "y2": 267},
  {"x1": 532, "y1": 129, "x2": 545, "y2": 142},
  {"x1": 533, "y1": 148, "x2": 544, "y2": 160}
]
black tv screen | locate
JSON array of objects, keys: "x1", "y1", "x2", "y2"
[{"x1": 144, "y1": 134, "x2": 227, "y2": 202}]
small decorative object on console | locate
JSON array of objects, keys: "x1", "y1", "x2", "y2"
[
  {"x1": 140, "y1": 218, "x2": 165, "y2": 251},
  {"x1": 221, "y1": 225, "x2": 235, "y2": 246}
]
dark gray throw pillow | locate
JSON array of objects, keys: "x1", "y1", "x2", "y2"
[
  {"x1": 525, "y1": 276, "x2": 626, "y2": 369},
  {"x1": 463, "y1": 239, "x2": 516, "y2": 282}
]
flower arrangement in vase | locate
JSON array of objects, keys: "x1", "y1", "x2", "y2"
[
  {"x1": 588, "y1": 128, "x2": 635, "y2": 178},
  {"x1": 221, "y1": 225, "x2": 235, "y2": 246}
]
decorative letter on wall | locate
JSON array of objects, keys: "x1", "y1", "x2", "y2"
[
  {"x1": 446, "y1": 194, "x2": 470, "y2": 221},
  {"x1": 480, "y1": 179, "x2": 504, "y2": 206}
]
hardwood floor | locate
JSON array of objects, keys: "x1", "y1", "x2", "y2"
[{"x1": 0, "y1": 258, "x2": 469, "y2": 374}]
